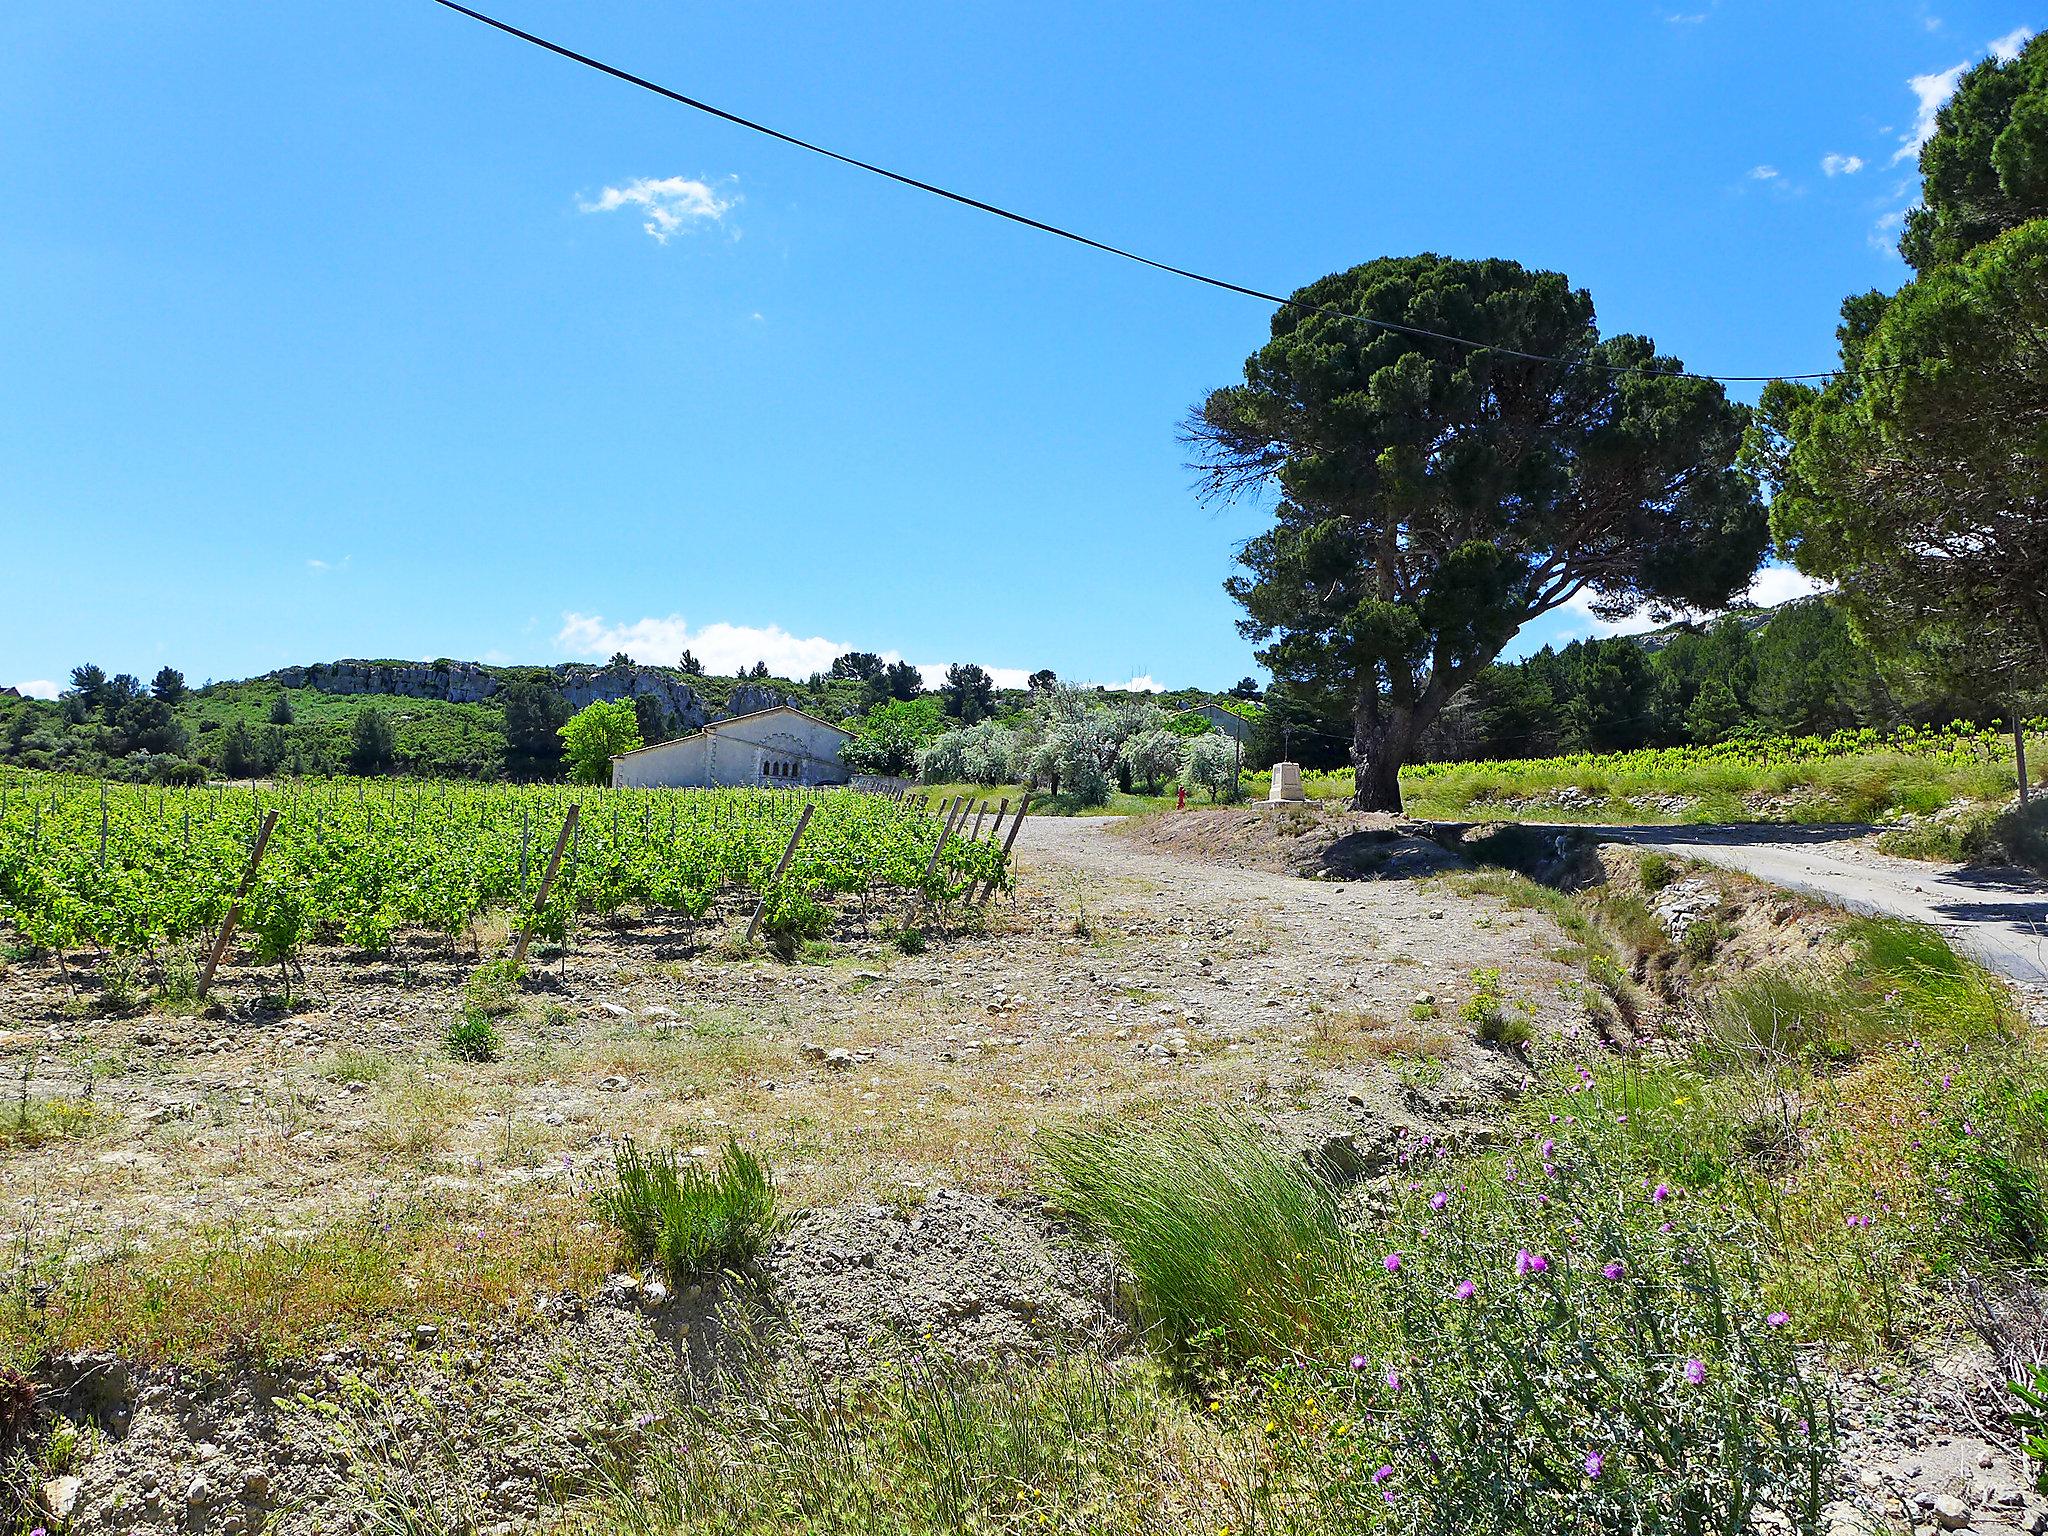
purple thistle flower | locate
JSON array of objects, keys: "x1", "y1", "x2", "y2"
[
  {"x1": 1540, "y1": 1138, "x2": 1555, "y2": 1158},
  {"x1": 1602, "y1": 1261, "x2": 1625, "y2": 1281},
  {"x1": 1584, "y1": 1451, "x2": 1604, "y2": 1479},
  {"x1": 1683, "y1": 1359, "x2": 1706, "y2": 1386},
  {"x1": 1430, "y1": 1191, "x2": 1450, "y2": 1210},
  {"x1": 1651, "y1": 1183, "x2": 1671, "y2": 1203},
  {"x1": 1384, "y1": 1367, "x2": 1401, "y2": 1391},
  {"x1": 1350, "y1": 1354, "x2": 1369, "y2": 1371},
  {"x1": 1766, "y1": 1311, "x2": 1790, "y2": 1328},
  {"x1": 1454, "y1": 1279, "x2": 1477, "y2": 1301},
  {"x1": 1372, "y1": 1465, "x2": 1395, "y2": 1486},
  {"x1": 1514, "y1": 1248, "x2": 1548, "y2": 1276},
  {"x1": 1384, "y1": 1252, "x2": 1403, "y2": 1273}
]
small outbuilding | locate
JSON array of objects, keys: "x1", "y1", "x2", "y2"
[
  {"x1": 609, "y1": 705, "x2": 854, "y2": 790},
  {"x1": 1190, "y1": 702, "x2": 1255, "y2": 744}
]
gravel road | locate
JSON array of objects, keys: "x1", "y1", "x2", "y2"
[{"x1": 1566, "y1": 822, "x2": 2048, "y2": 985}]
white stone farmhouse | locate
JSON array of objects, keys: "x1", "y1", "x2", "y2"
[{"x1": 609, "y1": 705, "x2": 854, "y2": 789}]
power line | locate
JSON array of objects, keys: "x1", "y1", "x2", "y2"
[{"x1": 425, "y1": 0, "x2": 1848, "y2": 385}]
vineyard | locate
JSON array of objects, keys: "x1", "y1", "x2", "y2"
[
  {"x1": 0, "y1": 772, "x2": 1013, "y2": 989},
  {"x1": 1389, "y1": 720, "x2": 2048, "y2": 824}
]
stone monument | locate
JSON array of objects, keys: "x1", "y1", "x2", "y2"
[{"x1": 1268, "y1": 761, "x2": 1306, "y2": 803}]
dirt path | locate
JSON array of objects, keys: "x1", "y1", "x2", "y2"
[{"x1": 1539, "y1": 822, "x2": 2048, "y2": 986}]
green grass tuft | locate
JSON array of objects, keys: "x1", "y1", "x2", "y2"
[
  {"x1": 592, "y1": 1139, "x2": 779, "y2": 1282},
  {"x1": 1037, "y1": 1110, "x2": 1351, "y2": 1367}
]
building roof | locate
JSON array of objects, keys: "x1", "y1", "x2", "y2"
[{"x1": 610, "y1": 702, "x2": 855, "y2": 761}]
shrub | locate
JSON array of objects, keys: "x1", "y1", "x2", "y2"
[
  {"x1": 1181, "y1": 734, "x2": 1240, "y2": 803},
  {"x1": 445, "y1": 1010, "x2": 501, "y2": 1062},
  {"x1": 592, "y1": 1139, "x2": 779, "y2": 1282},
  {"x1": 1038, "y1": 1111, "x2": 1351, "y2": 1366}
]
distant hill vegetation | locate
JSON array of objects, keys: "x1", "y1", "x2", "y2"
[{"x1": 0, "y1": 653, "x2": 1260, "y2": 786}]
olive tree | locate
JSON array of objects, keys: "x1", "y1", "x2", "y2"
[{"x1": 1189, "y1": 254, "x2": 1767, "y2": 811}]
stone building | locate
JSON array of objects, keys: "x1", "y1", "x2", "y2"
[{"x1": 609, "y1": 705, "x2": 854, "y2": 789}]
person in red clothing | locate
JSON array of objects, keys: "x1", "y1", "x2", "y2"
[{"x1": 1176, "y1": 785, "x2": 1187, "y2": 810}]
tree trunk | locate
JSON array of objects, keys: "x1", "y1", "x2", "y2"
[{"x1": 1352, "y1": 707, "x2": 1409, "y2": 814}]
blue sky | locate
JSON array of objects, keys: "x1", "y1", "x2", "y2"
[{"x1": 1, "y1": 1, "x2": 2035, "y2": 698}]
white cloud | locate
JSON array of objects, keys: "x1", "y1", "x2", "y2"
[
  {"x1": 1667, "y1": 12, "x2": 1708, "y2": 24},
  {"x1": 1821, "y1": 153, "x2": 1866, "y2": 176},
  {"x1": 558, "y1": 613, "x2": 845, "y2": 677},
  {"x1": 306, "y1": 555, "x2": 351, "y2": 573},
  {"x1": 1558, "y1": 566, "x2": 1829, "y2": 640},
  {"x1": 1749, "y1": 164, "x2": 1781, "y2": 180},
  {"x1": 1744, "y1": 565, "x2": 1831, "y2": 607},
  {"x1": 1896, "y1": 60, "x2": 1970, "y2": 162},
  {"x1": 555, "y1": 613, "x2": 1164, "y2": 693},
  {"x1": 1991, "y1": 25, "x2": 2034, "y2": 62},
  {"x1": 1871, "y1": 206, "x2": 1909, "y2": 253},
  {"x1": 579, "y1": 176, "x2": 735, "y2": 243},
  {"x1": 11, "y1": 679, "x2": 58, "y2": 700}
]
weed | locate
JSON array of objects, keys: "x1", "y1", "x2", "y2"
[
  {"x1": 445, "y1": 1010, "x2": 501, "y2": 1063},
  {"x1": 1636, "y1": 850, "x2": 1678, "y2": 890},
  {"x1": 461, "y1": 958, "x2": 524, "y2": 1017},
  {"x1": 1038, "y1": 1110, "x2": 1351, "y2": 1367},
  {"x1": 1459, "y1": 967, "x2": 1535, "y2": 1049},
  {"x1": 890, "y1": 925, "x2": 927, "y2": 956},
  {"x1": 591, "y1": 1139, "x2": 779, "y2": 1282}
]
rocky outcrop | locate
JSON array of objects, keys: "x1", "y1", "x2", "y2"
[
  {"x1": 266, "y1": 660, "x2": 503, "y2": 704},
  {"x1": 261, "y1": 662, "x2": 788, "y2": 732}
]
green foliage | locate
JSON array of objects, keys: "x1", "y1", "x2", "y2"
[
  {"x1": 1403, "y1": 720, "x2": 2042, "y2": 825},
  {"x1": 760, "y1": 881, "x2": 829, "y2": 956},
  {"x1": 842, "y1": 698, "x2": 947, "y2": 777},
  {"x1": 940, "y1": 663, "x2": 996, "y2": 724},
  {"x1": 444, "y1": 1010, "x2": 501, "y2": 1062},
  {"x1": 0, "y1": 776, "x2": 1010, "y2": 968},
  {"x1": 1764, "y1": 213, "x2": 2048, "y2": 717},
  {"x1": 1191, "y1": 253, "x2": 1766, "y2": 809},
  {"x1": 558, "y1": 699, "x2": 642, "y2": 784},
  {"x1": 348, "y1": 707, "x2": 396, "y2": 776},
  {"x1": 591, "y1": 1139, "x2": 778, "y2": 1281},
  {"x1": 1038, "y1": 1110, "x2": 1352, "y2": 1367},
  {"x1": 499, "y1": 673, "x2": 568, "y2": 779},
  {"x1": 565, "y1": 1358, "x2": 1216, "y2": 1536},
  {"x1": 1900, "y1": 33, "x2": 2048, "y2": 273},
  {"x1": 1121, "y1": 728, "x2": 1186, "y2": 794}
]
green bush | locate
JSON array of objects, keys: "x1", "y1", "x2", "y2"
[
  {"x1": 592, "y1": 1139, "x2": 779, "y2": 1282},
  {"x1": 1038, "y1": 1110, "x2": 1351, "y2": 1367},
  {"x1": 445, "y1": 1010, "x2": 501, "y2": 1062}
]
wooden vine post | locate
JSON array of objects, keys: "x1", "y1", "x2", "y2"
[
  {"x1": 974, "y1": 796, "x2": 1030, "y2": 905},
  {"x1": 511, "y1": 803, "x2": 579, "y2": 969},
  {"x1": 198, "y1": 809, "x2": 279, "y2": 999},
  {"x1": 746, "y1": 803, "x2": 815, "y2": 946},
  {"x1": 920, "y1": 797, "x2": 962, "y2": 885}
]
